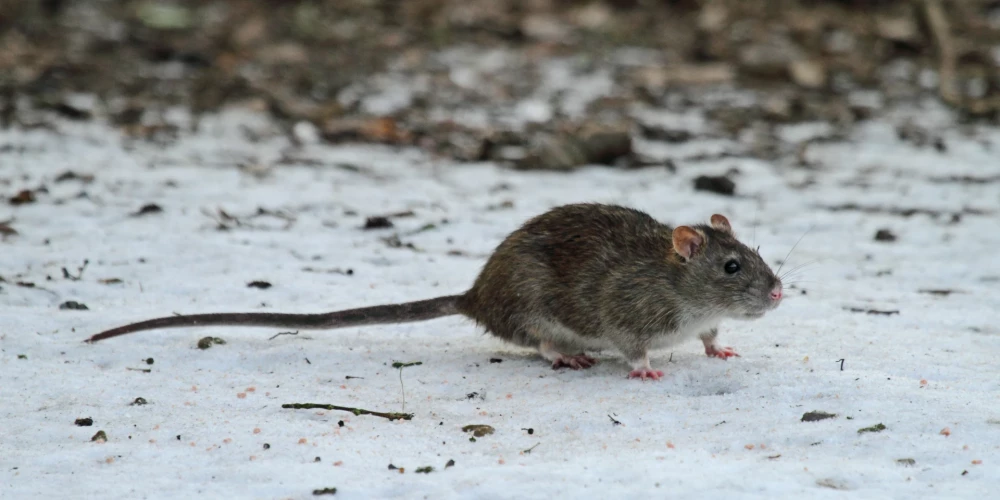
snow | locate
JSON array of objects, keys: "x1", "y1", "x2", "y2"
[{"x1": 3, "y1": 102, "x2": 1000, "y2": 500}]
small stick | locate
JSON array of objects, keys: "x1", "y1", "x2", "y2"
[
  {"x1": 392, "y1": 361, "x2": 422, "y2": 412},
  {"x1": 391, "y1": 361, "x2": 423, "y2": 369},
  {"x1": 922, "y1": 0, "x2": 960, "y2": 106},
  {"x1": 282, "y1": 403, "x2": 413, "y2": 421},
  {"x1": 269, "y1": 330, "x2": 299, "y2": 341},
  {"x1": 62, "y1": 259, "x2": 89, "y2": 281}
]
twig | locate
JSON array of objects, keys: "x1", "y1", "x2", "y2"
[
  {"x1": 202, "y1": 206, "x2": 297, "y2": 231},
  {"x1": 392, "y1": 361, "x2": 422, "y2": 412},
  {"x1": 391, "y1": 361, "x2": 423, "y2": 368},
  {"x1": 62, "y1": 259, "x2": 89, "y2": 281},
  {"x1": 844, "y1": 307, "x2": 899, "y2": 316},
  {"x1": 282, "y1": 403, "x2": 413, "y2": 421},
  {"x1": 522, "y1": 443, "x2": 541, "y2": 454},
  {"x1": 922, "y1": 0, "x2": 960, "y2": 106},
  {"x1": 269, "y1": 330, "x2": 299, "y2": 341}
]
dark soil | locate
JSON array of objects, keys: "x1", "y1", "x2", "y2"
[{"x1": 2, "y1": 1, "x2": 998, "y2": 164}]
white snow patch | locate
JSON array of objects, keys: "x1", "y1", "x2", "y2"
[
  {"x1": 2, "y1": 106, "x2": 1000, "y2": 499},
  {"x1": 536, "y1": 58, "x2": 615, "y2": 117}
]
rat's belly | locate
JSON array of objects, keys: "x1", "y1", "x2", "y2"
[
  {"x1": 648, "y1": 329, "x2": 701, "y2": 350},
  {"x1": 532, "y1": 315, "x2": 720, "y2": 352},
  {"x1": 536, "y1": 318, "x2": 616, "y2": 350},
  {"x1": 649, "y1": 316, "x2": 722, "y2": 350}
]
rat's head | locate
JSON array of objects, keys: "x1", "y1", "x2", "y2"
[{"x1": 671, "y1": 214, "x2": 783, "y2": 319}]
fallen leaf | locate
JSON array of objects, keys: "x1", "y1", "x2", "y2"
[
  {"x1": 462, "y1": 424, "x2": 495, "y2": 437},
  {"x1": 363, "y1": 216, "x2": 393, "y2": 230},
  {"x1": 694, "y1": 175, "x2": 736, "y2": 196},
  {"x1": 131, "y1": 203, "x2": 163, "y2": 217},
  {"x1": 801, "y1": 411, "x2": 837, "y2": 422},
  {"x1": 9, "y1": 190, "x2": 36, "y2": 205},
  {"x1": 858, "y1": 423, "x2": 887, "y2": 434},
  {"x1": 0, "y1": 219, "x2": 17, "y2": 237}
]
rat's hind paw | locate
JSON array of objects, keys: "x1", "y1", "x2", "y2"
[
  {"x1": 539, "y1": 341, "x2": 597, "y2": 370},
  {"x1": 628, "y1": 368, "x2": 664, "y2": 381},
  {"x1": 551, "y1": 353, "x2": 598, "y2": 370},
  {"x1": 705, "y1": 345, "x2": 740, "y2": 359}
]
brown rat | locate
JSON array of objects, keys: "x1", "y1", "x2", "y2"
[{"x1": 85, "y1": 203, "x2": 783, "y2": 380}]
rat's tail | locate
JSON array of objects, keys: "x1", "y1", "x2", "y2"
[{"x1": 84, "y1": 294, "x2": 464, "y2": 343}]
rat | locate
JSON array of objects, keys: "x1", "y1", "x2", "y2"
[{"x1": 85, "y1": 203, "x2": 783, "y2": 380}]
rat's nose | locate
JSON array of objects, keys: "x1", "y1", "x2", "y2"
[{"x1": 769, "y1": 285, "x2": 783, "y2": 302}]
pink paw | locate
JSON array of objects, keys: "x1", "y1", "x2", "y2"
[
  {"x1": 705, "y1": 345, "x2": 740, "y2": 359},
  {"x1": 628, "y1": 369, "x2": 665, "y2": 381},
  {"x1": 551, "y1": 354, "x2": 598, "y2": 370}
]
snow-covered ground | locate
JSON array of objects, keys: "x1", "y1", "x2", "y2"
[{"x1": 3, "y1": 102, "x2": 1000, "y2": 499}]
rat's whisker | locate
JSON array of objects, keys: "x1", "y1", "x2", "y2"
[
  {"x1": 782, "y1": 279, "x2": 816, "y2": 287},
  {"x1": 779, "y1": 261, "x2": 824, "y2": 283},
  {"x1": 774, "y1": 225, "x2": 813, "y2": 276},
  {"x1": 779, "y1": 260, "x2": 820, "y2": 280},
  {"x1": 779, "y1": 269, "x2": 813, "y2": 280},
  {"x1": 782, "y1": 279, "x2": 815, "y2": 285}
]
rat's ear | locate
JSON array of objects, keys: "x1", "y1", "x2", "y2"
[
  {"x1": 672, "y1": 226, "x2": 704, "y2": 260},
  {"x1": 710, "y1": 214, "x2": 732, "y2": 233}
]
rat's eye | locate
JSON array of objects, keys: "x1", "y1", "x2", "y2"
[{"x1": 724, "y1": 260, "x2": 740, "y2": 274}]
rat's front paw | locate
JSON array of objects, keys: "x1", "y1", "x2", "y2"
[
  {"x1": 705, "y1": 345, "x2": 740, "y2": 359},
  {"x1": 628, "y1": 368, "x2": 664, "y2": 381}
]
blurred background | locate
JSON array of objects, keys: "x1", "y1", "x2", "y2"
[
  {"x1": 2, "y1": 0, "x2": 999, "y2": 171},
  {"x1": 4, "y1": 7, "x2": 1000, "y2": 496}
]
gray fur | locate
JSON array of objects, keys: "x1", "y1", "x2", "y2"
[
  {"x1": 457, "y1": 203, "x2": 782, "y2": 367},
  {"x1": 88, "y1": 203, "x2": 782, "y2": 376}
]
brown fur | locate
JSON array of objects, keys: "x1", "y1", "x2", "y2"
[
  {"x1": 86, "y1": 203, "x2": 782, "y2": 376},
  {"x1": 457, "y1": 204, "x2": 781, "y2": 368}
]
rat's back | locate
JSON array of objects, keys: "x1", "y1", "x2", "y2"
[{"x1": 457, "y1": 203, "x2": 675, "y2": 346}]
